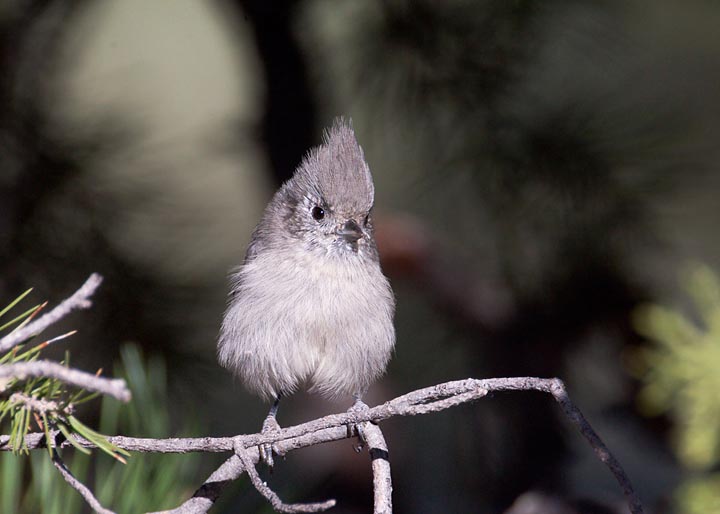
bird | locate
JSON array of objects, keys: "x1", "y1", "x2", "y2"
[{"x1": 218, "y1": 118, "x2": 396, "y2": 466}]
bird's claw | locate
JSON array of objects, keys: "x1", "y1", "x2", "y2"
[
  {"x1": 259, "y1": 442, "x2": 278, "y2": 468},
  {"x1": 346, "y1": 398, "x2": 370, "y2": 450},
  {"x1": 260, "y1": 414, "x2": 283, "y2": 470}
]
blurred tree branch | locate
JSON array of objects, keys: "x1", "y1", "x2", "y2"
[
  {"x1": 0, "y1": 274, "x2": 102, "y2": 353},
  {"x1": 0, "y1": 361, "x2": 129, "y2": 402},
  {"x1": 226, "y1": 0, "x2": 317, "y2": 185}
]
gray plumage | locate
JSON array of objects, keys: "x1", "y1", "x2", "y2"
[{"x1": 218, "y1": 119, "x2": 395, "y2": 402}]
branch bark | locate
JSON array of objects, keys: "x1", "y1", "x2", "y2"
[
  {"x1": 0, "y1": 377, "x2": 644, "y2": 514},
  {"x1": 359, "y1": 422, "x2": 392, "y2": 514}
]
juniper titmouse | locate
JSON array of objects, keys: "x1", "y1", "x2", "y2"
[{"x1": 218, "y1": 119, "x2": 395, "y2": 463}]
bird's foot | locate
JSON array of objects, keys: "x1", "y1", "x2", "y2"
[
  {"x1": 346, "y1": 398, "x2": 370, "y2": 452},
  {"x1": 259, "y1": 414, "x2": 283, "y2": 470}
]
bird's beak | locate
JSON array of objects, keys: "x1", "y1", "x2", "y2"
[{"x1": 337, "y1": 219, "x2": 363, "y2": 243}]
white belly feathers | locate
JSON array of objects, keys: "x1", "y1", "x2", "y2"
[{"x1": 218, "y1": 247, "x2": 395, "y2": 400}]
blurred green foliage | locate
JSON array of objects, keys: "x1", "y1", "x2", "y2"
[
  {"x1": 633, "y1": 264, "x2": 720, "y2": 513},
  {"x1": 0, "y1": 344, "x2": 201, "y2": 514}
]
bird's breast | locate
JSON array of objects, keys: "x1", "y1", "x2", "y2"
[{"x1": 247, "y1": 249, "x2": 388, "y2": 341}]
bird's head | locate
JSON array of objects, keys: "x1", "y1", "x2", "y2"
[{"x1": 278, "y1": 119, "x2": 378, "y2": 261}]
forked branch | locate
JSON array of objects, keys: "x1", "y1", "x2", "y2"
[{"x1": 2, "y1": 377, "x2": 644, "y2": 514}]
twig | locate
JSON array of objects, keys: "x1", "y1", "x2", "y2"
[
  {"x1": 0, "y1": 273, "x2": 103, "y2": 353},
  {"x1": 358, "y1": 422, "x2": 392, "y2": 514},
  {"x1": 0, "y1": 361, "x2": 131, "y2": 402},
  {"x1": 51, "y1": 449, "x2": 116, "y2": 514},
  {"x1": 0, "y1": 377, "x2": 643, "y2": 514},
  {"x1": 545, "y1": 378, "x2": 644, "y2": 514},
  {"x1": 234, "y1": 440, "x2": 336, "y2": 513}
]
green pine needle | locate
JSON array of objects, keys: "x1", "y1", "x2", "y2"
[
  {"x1": 41, "y1": 412, "x2": 53, "y2": 458},
  {"x1": 67, "y1": 415, "x2": 130, "y2": 460},
  {"x1": 0, "y1": 288, "x2": 33, "y2": 320},
  {"x1": 0, "y1": 304, "x2": 42, "y2": 333},
  {"x1": 56, "y1": 422, "x2": 91, "y2": 456}
]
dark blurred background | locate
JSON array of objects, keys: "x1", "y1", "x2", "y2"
[{"x1": 3, "y1": 0, "x2": 720, "y2": 512}]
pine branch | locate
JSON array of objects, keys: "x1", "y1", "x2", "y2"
[{"x1": 0, "y1": 273, "x2": 103, "y2": 353}]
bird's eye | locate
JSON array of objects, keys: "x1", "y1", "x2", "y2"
[
  {"x1": 363, "y1": 214, "x2": 370, "y2": 226},
  {"x1": 311, "y1": 206, "x2": 325, "y2": 221}
]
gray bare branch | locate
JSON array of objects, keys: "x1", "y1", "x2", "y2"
[{"x1": 0, "y1": 377, "x2": 643, "y2": 514}]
